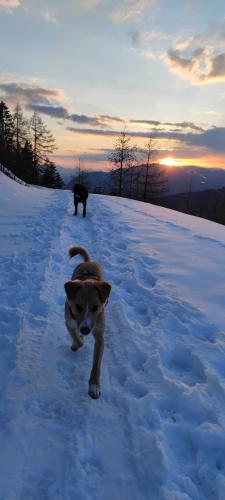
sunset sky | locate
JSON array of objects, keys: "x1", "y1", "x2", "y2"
[{"x1": 1, "y1": 0, "x2": 225, "y2": 171}]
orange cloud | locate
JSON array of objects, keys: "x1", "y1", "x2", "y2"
[{"x1": 0, "y1": 0, "x2": 21, "y2": 12}]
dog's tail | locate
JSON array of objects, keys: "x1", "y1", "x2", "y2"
[{"x1": 68, "y1": 246, "x2": 90, "y2": 262}]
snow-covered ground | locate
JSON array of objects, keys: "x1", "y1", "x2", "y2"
[{"x1": 1, "y1": 171, "x2": 225, "y2": 499}]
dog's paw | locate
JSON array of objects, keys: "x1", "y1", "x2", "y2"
[
  {"x1": 88, "y1": 384, "x2": 101, "y2": 399},
  {"x1": 71, "y1": 344, "x2": 78, "y2": 352},
  {"x1": 71, "y1": 337, "x2": 84, "y2": 352}
]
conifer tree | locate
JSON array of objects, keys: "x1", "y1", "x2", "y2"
[
  {"x1": 0, "y1": 101, "x2": 14, "y2": 169},
  {"x1": 30, "y1": 112, "x2": 56, "y2": 183}
]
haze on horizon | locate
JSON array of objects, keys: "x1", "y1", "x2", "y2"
[{"x1": 1, "y1": 0, "x2": 225, "y2": 172}]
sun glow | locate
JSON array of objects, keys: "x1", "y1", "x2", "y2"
[{"x1": 159, "y1": 157, "x2": 182, "y2": 167}]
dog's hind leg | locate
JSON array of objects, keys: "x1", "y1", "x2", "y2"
[
  {"x1": 83, "y1": 200, "x2": 87, "y2": 217},
  {"x1": 74, "y1": 199, "x2": 78, "y2": 216}
]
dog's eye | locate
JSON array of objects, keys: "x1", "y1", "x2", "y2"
[
  {"x1": 76, "y1": 304, "x2": 83, "y2": 312},
  {"x1": 91, "y1": 305, "x2": 98, "y2": 312}
]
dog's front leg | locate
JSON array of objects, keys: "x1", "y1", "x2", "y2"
[
  {"x1": 70, "y1": 329, "x2": 84, "y2": 351},
  {"x1": 88, "y1": 331, "x2": 104, "y2": 399}
]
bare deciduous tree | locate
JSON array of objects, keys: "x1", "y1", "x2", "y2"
[
  {"x1": 140, "y1": 137, "x2": 168, "y2": 202},
  {"x1": 108, "y1": 130, "x2": 137, "y2": 196}
]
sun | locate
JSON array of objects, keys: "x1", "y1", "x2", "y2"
[{"x1": 159, "y1": 157, "x2": 182, "y2": 167}]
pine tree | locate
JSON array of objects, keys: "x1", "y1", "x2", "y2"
[
  {"x1": 13, "y1": 105, "x2": 31, "y2": 179},
  {"x1": 13, "y1": 104, "x2": 29, "y2": 152},
  {"x1": 0, "y1": 101, "x2": 15, "y2": 169},
  {"x1": 20, "y1": 141, "x2": 36, "y2": 184},
  {"x1": 53, "y1": 171, "x2": 64, "y2": 189},
  {"x1": 41, "y1": 158, "x2": 63, "y2": 189},
  {"x1": 30, "y1": 112, "x2": 56, "y2": 183}
]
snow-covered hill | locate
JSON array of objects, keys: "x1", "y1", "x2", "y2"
[{"x1": 0, "y1": 171, "x2": 225, "y2": 499}]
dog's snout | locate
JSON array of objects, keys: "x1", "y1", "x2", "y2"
[{"x1": 80, "y1": 326, "x2": 91, "y2": 336}]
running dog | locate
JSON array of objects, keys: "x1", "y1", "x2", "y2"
[{"x1": 64, "y1": 246, "x2": 111, "y2": 399}]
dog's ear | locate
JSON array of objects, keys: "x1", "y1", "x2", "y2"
[
  {"x1": 64, "y1": 280, "x2": 83, "y2": 299},
  {"x1": 94, "y1": 282, "x2": 111, "y2": 303}
]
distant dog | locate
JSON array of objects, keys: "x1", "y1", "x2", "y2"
[
  {"x1": 72, "y1": 184, "x2": 88, "y2": 217},
  {"x1": 64, "y1": 246, "x2": 111, "y2": 399}
]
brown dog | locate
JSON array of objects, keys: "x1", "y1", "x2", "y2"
[{"x1": 64, "y1": 246, "x2": 111, "y2": 399}]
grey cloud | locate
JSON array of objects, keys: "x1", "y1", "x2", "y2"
[
  {"x1": 166, "y1": 49, "x2": 194, "y2": 70},
  {"x1": 67, "y1": 127, "x2": 117, "y2": 136},
  {"x1": 165, "y1": 26, "x2": 225, "y2": 84},
  {"x1": 98, "y1": 114, "x2": 125, "y2": 123},
  {"x1": 27, "y1": 104, "x2": 107, "y2": 127},
  {"x1": 129, "y1": 29, "x2": 141, "y2": 47},
  {"x1": 207, "y1": 52, "x2": 225, "y2": 79},
  {"x1": 183, "y1": 127, "x2": 225, "y2": 152},
  {"x1": 67, "y1": 125, "x2": 225, "y2": 152},
  {"x1": 70, "y1": 113, "x2": 103, "y2": 126},
  {"x1": 0, "y1": 82, "x2": 62, "y2": 105},
  {"x1": 130, "y1": 119, "x2": 161, "y2": 126},
  {"x1": 27, "y1": 104, "x2": 69, "y2": 118}
]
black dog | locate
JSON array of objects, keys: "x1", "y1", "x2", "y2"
[{"x1": 72, "y1": 184, "x2": 88, "y2": 217}]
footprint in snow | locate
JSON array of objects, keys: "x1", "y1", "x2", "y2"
[
  {"x1": 135, "y1": 267, "x2": 156, "y2": 288},
  {"x1": 161, "y1": 344, "x2": 206, "y2": 386},
  {"x1": 124, "y1": 378, "x2": 148, "y2": 399},
  {"x1": 130, "y1": 349, "x2": 148, "y2": 372}
]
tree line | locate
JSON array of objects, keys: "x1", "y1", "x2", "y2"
[
  {"x1": 108, "y1": 130, "x2": 168, "y2": 202},
  {"x1": 0, "y1": 100, "x2": 63, "y2": 188}
]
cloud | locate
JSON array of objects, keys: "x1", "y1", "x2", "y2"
[
  {"x1": 40, "y1": 9, "x2": 57, "y2": 23},
  {"x1": 130, "y1": 18, "x2": 225, "y2": 85},
  {"x1": 82, "y1": 0, "x2": 102, "y2": 8},
  {"x1": 1, "y1": 79, "x2": 222, "y2": 154},
  {"x1": 28, "y1": 104, "x2": 205, "y2": 135},
  {"x1": 67, "y1": 125, "x2": 225, "y2": 153},
  {"x1": 111, "y1": 0, "x2": 154, "y2": 23},
  {"x1": 128, "y1": 119, "x2": 204, "y2": 133},
  {"x1": 129, "y1": 28, "x2": 173, "y2": 61},
  {"x1": 163, "y1": 47, "x2": 212, "y2": 83},
  {"x1": 207, "y1": 52, "x2": 225, "y2": 80},
  {"x1": 98, "y1": 114, "x2": 125, "y2": 124},
  {"x1": 0, "y1": 82, "x2": 65, "y2": 106},
  {"x1": 73, "y1": 0, "x2": 102, "y2": 12},
  {"x1": 67, "y1": 127, "x2": 118, "y2": 137},
  {"x1": 183, "y1": 127, "x2": 225, "y2": 152},
  {"x1": 26, "y1": 103, "x2": 109, "y2": 127},
  {"x1": 0, "y1": 0, "x2": 21, "y2": 13},
  {"x1": 69, "y1": 113, "x2": 103, "y2": 127},
  {"x1": 53, "y1": 150, "x2": 109, "y2": 163},
  {"x1": 163, "y1": 20, "x2": 225, "y2": 84},
  {"x1": 27, "y1": 104, "x2": 68, "y2": 118},
  {"x1": 130, "y1": 28, "x2": 169, "y2": 48}
]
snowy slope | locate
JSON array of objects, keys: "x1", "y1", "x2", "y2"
[{"x1": 0, "y1": 171, "x2": 225, "y2": 499}]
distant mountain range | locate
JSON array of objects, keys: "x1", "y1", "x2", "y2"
[
  {"x1": 164, "y1": 165, "x2": 225, "y2": 195},
  {"x1": 57, "y1": 164, "x2": 225, "y2": 195},
  {"x1": 160, "y1": 186, "x2": 225, "y2": 226}
]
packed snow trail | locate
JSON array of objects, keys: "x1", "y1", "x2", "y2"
[{"x1": 1, "y1": 173, "x2": 225, "y2": 499}]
